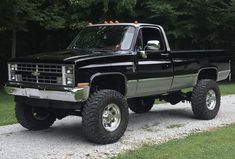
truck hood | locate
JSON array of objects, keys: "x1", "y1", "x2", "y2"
[{"x1": 9, "y1": 49, "x2": 123, "y2": 64}]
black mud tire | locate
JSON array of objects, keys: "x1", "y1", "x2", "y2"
[
  {"x1": 15, "y1": 101, "x2": 56, "y2": 130},
  {"x1": 128, "y1": 97, "x2": 155, "y2": 114},
  {"x1": 82, "y1": 89, "x2": 129, "y2": 144},
  {"x1": 191, "y1": 79, "x2": 221, "y2": 120}
]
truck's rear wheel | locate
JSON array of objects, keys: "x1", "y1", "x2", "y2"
[
  {"x1": 128, "y1": 97, "x2": 155, "y2": 113},
  {"x1": 82, "y1": 89, "x2": 129, "y2": 144},
  {"x1": 15, "y1": 101, "x2": 56, "y2": 130},
  {"x1": 191, "y1": 79, "x2": 221, "y2": 120}
]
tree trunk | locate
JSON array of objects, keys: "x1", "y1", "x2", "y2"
[
  {"x1": 11, "y1": 29, "x2": 16, "y2": 58},
  {"x1": 231, "y1": 42, "x2": 235, "y2": 81}
]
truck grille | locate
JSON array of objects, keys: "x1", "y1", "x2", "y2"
[
  {"x1": 17, "y1": 64, "x2": 62, "y2": 73},
  {"x1": 15, "y1": 63, "x2": 63, "y2": 85}
]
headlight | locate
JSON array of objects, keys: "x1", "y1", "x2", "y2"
[
  {"x1": 62, "y1": 65, "x2": 75, "y2": 86},
  {"x1": 10, "y1": 75, "x2": 16, "y2": 81},
  {"x1": 66, "y1": 78, "x2": 73, "y2": 85},
  {"x1": 10, "y1": 64, "x2": 16, "y2": 71},
  {"x1": 8, "y1": 63, "x2": 17, "y2": 81},
  {"x1": 65, "y1": 66, "x2": 74, "y2": 74}
]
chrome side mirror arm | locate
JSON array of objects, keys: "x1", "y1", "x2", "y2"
[{"x1": 138, "y1": 51, "x2": 147, "y2": 59}]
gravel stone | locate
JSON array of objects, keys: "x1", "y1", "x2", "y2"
[{"x1": 1, "y1": 95, "x2": 235, "y2": 159}]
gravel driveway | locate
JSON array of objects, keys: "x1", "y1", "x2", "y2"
[{"x1": 1, "y1": 95, "x2": 235, "y2": 159}]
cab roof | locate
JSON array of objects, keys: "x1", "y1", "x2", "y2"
[{"x1": 88, "y1": 23, "x2": 161, "y2": 28}]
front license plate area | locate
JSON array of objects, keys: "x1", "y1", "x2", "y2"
[{"x1": 25, "y1": 89, "x2": 41, "y2": 98}]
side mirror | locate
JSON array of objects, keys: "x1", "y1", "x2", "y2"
[{"x1": 145, "y1": 40, "x2": 161, "y2": 51}]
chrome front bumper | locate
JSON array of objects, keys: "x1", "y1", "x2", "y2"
[{"x1": 5, "y1": 86, "x2": 90, "y2": 102}]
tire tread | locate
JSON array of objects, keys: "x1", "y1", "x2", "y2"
[
  {"x1": 191, "y1": 79, "x2": 220, "y2": 120},
  {"x1": 82, "y1": 89, "x2": 128, "y2": 144}
]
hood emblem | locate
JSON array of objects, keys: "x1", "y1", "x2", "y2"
[{"x1": 32, "y1": 71, "x2": 40, "y2": 77}]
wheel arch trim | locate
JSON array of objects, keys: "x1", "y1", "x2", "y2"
[
  {"x1": 196, "y1": 67, "x2": 218, "y2": 83},
  {"x1": 90, "y1": 72, "x2": 128, "y2": 96}
]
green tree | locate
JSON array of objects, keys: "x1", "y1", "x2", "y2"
[
  {"x1": 0, "y1": 0, "x2": 41, "y2": 58},
  {"x1": 0, "y1": 0, "x2": 69, "y2": 58},
  {"x1": 68, "y1": 0, "x2": 137, "y2": 25},
  {"x1": 141, "y1": 0, "x2": 234, "y2": 49}
]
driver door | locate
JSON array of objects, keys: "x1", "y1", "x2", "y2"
[{"x1": 135, "y1": 27, "x2": 173, "y2": 97}]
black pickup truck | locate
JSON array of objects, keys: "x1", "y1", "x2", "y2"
[{"x1": 5, "y1": 23, "x2": 230, "y2": 144}]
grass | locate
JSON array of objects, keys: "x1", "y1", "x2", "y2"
[
  {"x1": 218, "y1": 82, "x2": 235, "y2": 95},
  {"x1": 0, "y1": 88, "x2": 16, "y2": 126},
  {"x1": 113, "y1": 124, "x2": 235, "y2": 159},
  {"x1": 0, "y1": 82, "x2": 235, "y2": 126}
]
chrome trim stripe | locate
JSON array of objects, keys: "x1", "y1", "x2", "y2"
[
  {"x1": 174, "y1": 74, "x2": 198, "y2": 78},
  {"x1": 138, "y1": 77, "x2": 172, "y2": 82},
  {"x1": 75, "y1": 55, "x2": 118, "y2": 63},
  {"x1": 82, "y1": 61, "x2": 171, "y2": 69},
  {"x1": 81, "y1": 62, "x2": 133, "y2": 69},
  {"x1": 64, "y1": 54, "x2": 94, "y2": 61},
  {"x1": 218, "y1": 70, "x2": 230, "y2": 73},
  {"x1": 138, "y1": 61, "x2": 171, "y2": 65}
]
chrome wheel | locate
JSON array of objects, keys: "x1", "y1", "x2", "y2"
[
  {"x1": 206, "y1": 90, "x2": 216, "y2": 110},
  {"x1": 102, "y1": 103, "x2": 121, "y2": 132}
]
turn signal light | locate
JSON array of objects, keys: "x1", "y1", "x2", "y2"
[{"x1": 78, "y1": 83, "x2": 89, "y2": 88}]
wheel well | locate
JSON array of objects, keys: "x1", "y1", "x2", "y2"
[
  {"x1": 90, "y1": 74, "x2": 126, "y2": 95},
  {"x1": 198, "y1": 68, "x2": 217, "y2": 81}
]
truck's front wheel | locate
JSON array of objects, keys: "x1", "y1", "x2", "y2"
[
  {"x1": 82, "y1": 89, "x2": 129, "y2": 144},
  {"x1": 15, "y1": 101, "x2": 56, "y2": 130},
  {"x1": 191, "y1": 79, "x2": 221, "y2": 120}
]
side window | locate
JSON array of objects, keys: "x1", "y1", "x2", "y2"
[{"x1": 142, "y1": 28, "x2": 163, "y2": 50}]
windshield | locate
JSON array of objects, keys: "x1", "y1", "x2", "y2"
[{"x1": 69, "y1": 25, "x2": 136, "y2": 51}]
